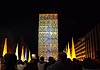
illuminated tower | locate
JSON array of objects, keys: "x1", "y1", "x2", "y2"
[{"x1": 38, "y1": 14, "x2": 58, "y2": 60}]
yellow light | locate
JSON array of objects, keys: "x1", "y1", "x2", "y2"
[
  {"x1": 67, "y1": 42, "x2": 71, "y2": 58},
  {"x1": 2, "y1": 38, "x2": 7, "y2": 57},
  {"x1": 15, "y1": 43, "x2": 19, "y2": 60},
  {"x1": 21, "y1": 46, "x2": 25, "y2": 62},
  {"x1": 28, "y1": 50, "x2": 31, "y2": 62},
  {"x1": 71, "y1": 37, "x2": 76, "y2": 60}
]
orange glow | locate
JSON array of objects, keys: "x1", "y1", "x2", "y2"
[
  {"x1": 2, "y1": 38, "x2": 7, "y2": 57},
  {"x1": 71, "y1": 37, "x2": 76, "y2": 60},
  {"x1": 67, "y1": 42, "x2": 71, "y2": 58},
  {"x1": 15, "y1": 44, "x2": 19, "y2": 60},
  {"x1": 28, "y1": 50, "x2": 31, "y2": 62},
  {"x1": 21, "y1": 46, "x2": 25, "y2": 62}
]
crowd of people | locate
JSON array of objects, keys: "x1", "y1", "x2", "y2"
[{"x1": 0, "y1": 52, "x2": 100, "y2": 70}]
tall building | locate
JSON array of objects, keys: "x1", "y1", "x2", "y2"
[
  {"x1": 38, "y1": 14, "x2": 58, "y2": 60},
  {"x1": 75, "y1": 23, "x2": 100, "y2": 61}
]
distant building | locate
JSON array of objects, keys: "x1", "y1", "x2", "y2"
[{"x1": 75, "y1": 23, "x2": 100, "y2": 61}]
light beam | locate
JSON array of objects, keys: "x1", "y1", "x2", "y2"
[
  {"x1": 15, "y1": 43, "x2": 19, "y2": 60},
  {"x1": 67, "y1": 42, "x2": 71, "y2": 58},
  {"x1": 71, "y1": 37, "x2": 76, "y2": 60},
  {"x1": 28, "y1": 50, "x2": 31, "y2": 62},
  {"x1": 2, "y1": 38, "x2": 7, "y2": 57},
  {"x1": 21, "y1": 45, "x2": 25, "y2": 62}
]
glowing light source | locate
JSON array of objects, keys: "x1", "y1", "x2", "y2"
[
  {"x1": 21, "y1": 45, "x2": 25, "y2": 62},
  {"x1": 15, "y1": 43, "x2": 19, "y2": 60},
  {"x1": 2, "y1": 38, "x2": 7, "y2": 57},
  {"x1": 28, "y1": 50, "x2": 31, "y2": 62},
  {"x1": 25, "y1": 48, "x2": 28, "y2": 61},
  {"x1": 67, "y1": 42, "x2": 71, "y2": 58},
  {"x1": 71, "y1": 37, "x2": 76, "y2": 60},
  {"x1": 38, "y1": 14, "x2": 58, "y2": 60}
]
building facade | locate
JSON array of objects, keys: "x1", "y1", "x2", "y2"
[
  {"x1": 75, "y1": 23, "x2": 100, "y2": 61},
  {"x1": 38, "y1": 14, "x2": 58, "y2": 61},
  {"x1": 75, "y1": 38, "x2": 86, "y2": 61},
  {"x1": 85, "y1": 23, "x2": 100, "y2": 59}
]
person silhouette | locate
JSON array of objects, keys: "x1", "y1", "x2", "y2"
[
  {"x1": 2, "y1": 53, "x2": 17, "y2": 70},
  {"x1": 47, "y1": 52, "x2": 74, "y2": 70}
]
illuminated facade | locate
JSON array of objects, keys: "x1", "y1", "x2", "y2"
[
  {"x1": 38, "y1": 14, "x2": 58, "y2": 60},
  {"x1": 75, "y1": 23, "x2": 100, "y2": 61},
  {"x1": 85, "y1": 23, "x2": 100, "y2": 59},
  {"x1": 75, "y1": 38, "x2": 86, "y2": 61}
]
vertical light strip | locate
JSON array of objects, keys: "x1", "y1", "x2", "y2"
[
  {"x1": 15, "y1": 43, "x2": 19, "y2": 60},
  {"x1": 21, "y1": 45, "x2": 25, "y2": 62},
  {"x1": 28, "y1": 50, "x2": 31, "y2": 62},
  {"x1": 25, "y1": 48, "x2": 27, "y2": 61},
  {"x1": 71, "y1": 37, "x2": 76, "y2": 60},
  {"x1": 2, "y1": 38, "x2": 7, "y2": 57},
  {"x1": 67, "y1": 42, "x2": 71, "y2": 58}
]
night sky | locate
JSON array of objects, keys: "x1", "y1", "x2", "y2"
[{"x1": 0, "y1": 1, "x2": 100, "y2": 53}]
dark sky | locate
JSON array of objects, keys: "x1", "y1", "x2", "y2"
[{"x1": 0, "y1": 1, "x2": 100, "y2": 53}]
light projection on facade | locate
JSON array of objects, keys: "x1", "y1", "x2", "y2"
[{"x1": 38, "y1": 14, "x2": 58, "y2": 60}]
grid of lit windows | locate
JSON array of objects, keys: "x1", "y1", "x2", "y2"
[{"x1": 38, "y1": 14, "x2": 58, "y2": 60}]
